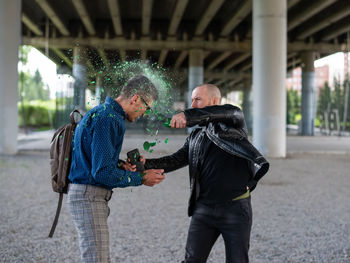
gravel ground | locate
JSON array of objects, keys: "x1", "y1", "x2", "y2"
[{"x1": 1, "y1": 134, "x2": 350, "y2": 263}]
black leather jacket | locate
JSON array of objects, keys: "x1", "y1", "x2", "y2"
[{"x1": 145, "y1": 104, "x2": 269, "y2": 216}]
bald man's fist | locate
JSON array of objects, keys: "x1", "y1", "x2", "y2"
[{"x1": 170, "y1": 112, "x2": 187, "y2": 128}]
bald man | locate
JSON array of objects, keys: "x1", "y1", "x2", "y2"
[{"x1": 142, "y1": 84, "x2": 269, "y2": 263}]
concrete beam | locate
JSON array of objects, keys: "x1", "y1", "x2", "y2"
[
  {"x1": 174, "y1": 50, "x2": 188, "y2": 69},
  {"x1": 72, "y1": 0, "x2": 96, "y2": 36},
  {"x1": 22, "y1": 37, "x2": 350, "y2": 54},
  {"x1": 204, "y1": 70, "x2": 248, "y2": 80},
  {"x1": 107, "y1": 0, "x2": 123, "y2": 36},
  {"x1": 51, "y1": 48, "x2": 73, "y2": 68},
  {"x1": 35, "y1": 0, "x2": 69, "y2": 36},
  {"x1": 168, "y1": 0, "x2": 189, "y2": 36},
  {"x1": 158, "y1": 49, "x2": 168, "y2": 65},
  {"x1": 204, "y1": 78, "x2": 214, "y2": 83},
  {"x1": 297, "y1": 5, "x2": 350, "y2": 39},
  {"x1": 142, "y1": 0, "x2": 153, "y2": 36},
  {"x1": 119, "y1": 49, "x2": 126, "y2": 61},
  {"x1": 213, "y1": 78, "x2": 227, "y2": 86},
  {"x1": 240, "y1": 63, "x2": 252, "y2": 72},
  {"x1": 288, "y1": 0, "x2": 337, "y2": 31},
  {"x1": 288, "y1": 41, "x2": 349, "y2": 53},
  {"x1": 194, "y1": 0, "x2": 225, "y2": 36},
  {"x1": 220, "y1": 0, "x2": 251, "y2": 37},
  {"x1": 21, "y1": 13, "x2": 43, "y2": 36},
  {"x1": 288, "y1": 52, "x2": 298, "y2": 59},
  {"x1": 160, "y1": 0, "x2": 189, "y2": 66},
  {"x1": 177, "y1": 69, "x2": 250, "y2": 80},
  {"x1": 22, "y1": 36, "x2": 250, "y2": 51},
  {"x1": 203, "y1": 51, "x2": 211, "y2": 60},
  {"x1": 287, "y1": 58, "x2": 301, "y2": 68},
  {"x1": 161, "y1": 0, "x2": 189, "y2": 65},
  {"x1": 322, "y1": 20, "x2": 350, "y2": 41},
  {"x1": 287, "y1": 0, "x2": 301, "y2": 9},
  {"x1": 227, "y1": 78, "x2": 243, "y2": 87},
  {"x1": 141, "y1": 49, "x2": 147, "y2": 61},
  {"x1": 207, "y1": 51, "x2": 232, "y2": 70},
  {"x1": 97, "y1": 48, "x2": 110, "y2": 68},
  {"x1": 223, "y1": 53, "x2": 251, "y2": 71}
]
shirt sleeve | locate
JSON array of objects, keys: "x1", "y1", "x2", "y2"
[{"x1": 91, "y1": 117, "x2": 143, "y2": 188}]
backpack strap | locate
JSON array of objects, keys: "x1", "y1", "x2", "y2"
[
  {"x1": 48, "y1": 193, "x2": 64, "y2": 238},
  {"x1": 70, "y1": 110, "x2": 83, "y2": 125}
]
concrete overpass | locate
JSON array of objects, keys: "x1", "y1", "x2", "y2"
[{"x1": 1, "y1": 0, "x2": 350, "y2": 157}]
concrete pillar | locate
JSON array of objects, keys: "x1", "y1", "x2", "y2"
[
  {"x1": 242, "y1": 79, "x2": 253, "y2": 133},
  {"x1": 0, "y1": 0, "x2": 21, "y2": 155},
  {"x1": 300, "y1": 51, "x2": 316, "y2": 135},
  {"x1": 188, "y1": 49, "x2": 204, "y2": 107},
  {"x1": 73, "y1": 46, "x2": 87, "y2": 110},
  {"x1": 253, "y1": 0, "x2": 287, "y2": 157}
]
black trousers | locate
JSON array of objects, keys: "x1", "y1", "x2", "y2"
[{"x1": 182, "y1": 197, "x2": 252, "y2": 263}]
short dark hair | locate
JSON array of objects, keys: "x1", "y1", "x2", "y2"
[{"x1": 120, "y1": 75, "x2": 158, "y2": 102}]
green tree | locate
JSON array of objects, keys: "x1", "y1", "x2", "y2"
[
  {"x1": 343, "y1": 77, "x2": 350, "y2": 130},
  {"x1": 286, "y1": 89, "x2": 300, "y2": 124},
  {"x1": 18, "y1": 45, "x2": 32, "y2": 130},
  {"x1": 293, "y1": 89, "x2": 301, "y2": 116},
  {"x1": 286, "y1": 89, "x2": 295, "y2": 124},
  {"x1": 19, "y1": 69, "x2": 49, "y2": 101},
  {"x1": 19, "y1": 45, "x2": 31, "y2": 65},
  {"x1": 30, "y1": 69, "x2": 49, "y2": 100},
  {"x1": 18, "y1": 46, "x2": 52, "y2": 129},
  {"x1": 332, "y1": 77, "x2": 344, "y2": 119},
  {"x1": 317, "y1": 81, "x2": 332, "y2": 119}
]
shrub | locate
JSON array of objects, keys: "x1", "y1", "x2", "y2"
[{"x1": 18, "y1": 101, "x2": 55, "y2": 127}]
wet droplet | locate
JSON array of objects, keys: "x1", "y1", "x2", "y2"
[{"x1": 163, "y1": 118, "x2": 171, "y2": 128}]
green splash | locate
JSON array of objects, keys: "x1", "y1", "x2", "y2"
[
  {"x1": 143, "y1": 141, "x2": 156, "y2": 152},
  {"x1": 163, "y1": 118, "x2": 171, "y2": 128},
  {"x1": 83, "y1": 58, "x2": 182, "y2": 154}
]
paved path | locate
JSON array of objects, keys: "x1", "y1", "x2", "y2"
[
  {"x1": 0, "y1": 131, "x2": 348, "y2": 262},
  {"x1": 17, "y1": 129, "x2": 350, "y2": 155}
]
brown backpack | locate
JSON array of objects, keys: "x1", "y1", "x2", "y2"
[{"x1": 48, "y1": 109, "x2": 82, "y2": 238}]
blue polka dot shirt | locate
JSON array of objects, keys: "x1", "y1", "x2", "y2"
[{"x1": 68, "y1": 96, "x2": 143, "y2": 190}]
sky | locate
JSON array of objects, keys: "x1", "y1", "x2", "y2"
[
  {"x1": 314, "y1": 52, "x2": 345, "y2": 86},
  {"x1": 26, "y1": 48, "x2": 57, "y2": 92}
]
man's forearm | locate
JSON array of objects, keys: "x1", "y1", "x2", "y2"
[{"x1": 145, "y1": 155, "x2": 187, "y2": 173}]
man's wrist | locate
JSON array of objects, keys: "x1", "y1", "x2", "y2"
[{"x1": 140, "y1": 171, "x2": 146, "y2": 184}]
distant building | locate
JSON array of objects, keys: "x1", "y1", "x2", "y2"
[
  {"x1": 286, "y1": 52, "x2": 350, "y2": 93},
  {"x1": 286, "y1": 67, "x2": 301, "y2": 91},
  {"x1": 315, "y1": 65, "x2": 329, "y2": 90}
]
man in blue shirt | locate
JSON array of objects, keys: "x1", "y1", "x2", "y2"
[{"x1": 67, "y1": 75, "x2": 165, "y2": 263}]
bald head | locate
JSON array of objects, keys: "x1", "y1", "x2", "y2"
[{"x1": 191, "y1": 84, "x2": 221, "y2": 108}]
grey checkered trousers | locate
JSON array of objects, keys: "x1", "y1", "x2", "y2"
[{"x1": 68, "y1": 184, "x2": 113, "y2": 263}]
